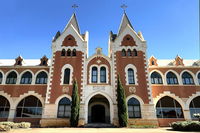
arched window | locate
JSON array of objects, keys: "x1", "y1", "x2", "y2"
[
  {"x1": 0, "y1": 72, "x2": 2, "y2": 84},
  {"x1": 67, "y1": 49, "x2": 71, "y2": 56},
  {"x1": 127, "y1": 98, "x2": 141, "y2": 118},
  {"x1": 42, "y1": 60, "x2": 47, "y2": 66},
  {"x1": 57, "y1": 97, "x2": 71, "y2": 118},
  {"x1": 92, "y1": 67, "x2": 98, "y2": 83},
  {"x1": 0, "y1": 96, "x2": 10, "y2": 118},
  {"x1": 16, "y1": 96, "x2": 42, "y2": 118},
  {"x1": 156, "y1": 96, "x2": 184, "y2": 118},
  {"x1": 127, "y1": 49, "x2": 132, "y2": 56},
  {"x1": 197, "y1": 73, "x2": 200, "y2": 85},
  {"x1": 20, "y1": 72, "x2": 32, "y2": 84},
  {"x1": 152, "y1": 61, "x2": 155, "y2": 65},
  {"x1": 133, "y1": 49, "x2": 138, "y2": 56},
  {"x1": 63, "y1": 68, "x2": 70, "y2": 84},
  {"x1": 72, "y1": 49, "x2": 76, "y2": 56},
  {"x1": 189, "y1": 96, "x2": 200, "y2": 119},
  {"x1": 121, "y1": 49, "x2": 126, "y2": 56},
  {"x1": 61, "y1": 49, "x2": 66, "y2": 56},
  {"x1": 151, "y1": 72, "x2": 163, "y2": 84},
  {"x1": 100, "y1": 67, "x2": 106, "y2": 83},
  {"x1": 166, "y1": 72, "x2": 178, "y2": 84},
  {"x1": 128, "y1": 68, "x2": 135, "y2": 84},
  {"x1": 182, "y1": 72, "x2": 194, "y2": 85},
  {"x1": 6, "y1": 71, "x2": 17, "y2": 84},
  {"x1": 35, "y1": 71, "x2": 48, "y2": 84}
]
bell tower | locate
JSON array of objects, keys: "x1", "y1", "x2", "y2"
[
  {"x1": 109, "y1": 10, "x2": 158, "y2": 126},
  {"x1": 41, "y1": 12, "x2": 89, "y2": 127}
]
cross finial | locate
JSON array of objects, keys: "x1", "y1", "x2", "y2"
[
  {"x1": 121, "y1": 4, "x2": 128, "y2": 13},
  {"x1": 72, "y1": 4, "x2": 78, "y2": 12}
]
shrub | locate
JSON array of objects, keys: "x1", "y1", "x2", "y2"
[
  {"x1": 0, "y1": 125, "x2": 11, "y2": 132},
  {"x1": 70, "y1": 79, "x2": 80, "y2": 127},
  {"x1": 0, "y1": 122, "x2": 14, "y2": 128},
  {"x1": 0, "y1": 121, "x2": 31, "y2": 131},
  {"x1": 171, "y1": 121, "x2": 200, "y2": 131},
  {"x1": 116, "y1": 75, "x2": 128, "y2": 127},
  {"x1": 18, "y1": 122, "x2": 31, "y2": 128}
]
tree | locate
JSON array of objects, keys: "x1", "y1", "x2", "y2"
[
  {"x1": 70, "y1": 79, "x2": 80, "y2": 127},
  {"x1": 117, "y1": 74, "x2": 128, "y2": 127}
]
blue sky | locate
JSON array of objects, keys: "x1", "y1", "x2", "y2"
[{"x1": 0, "y1": 0, "x2": 199, "y2": 59}]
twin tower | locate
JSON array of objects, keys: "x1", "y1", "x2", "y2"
[{"x1": 40, "y1": 12, "x2": 158, "y2": 127}]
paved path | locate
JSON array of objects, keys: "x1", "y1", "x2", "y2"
[{"x1": 7, "y1": 128, "x2": 199, "y2": 133}]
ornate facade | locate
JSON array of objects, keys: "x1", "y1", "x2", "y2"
[{"x1": 0, "y1": 13, "x2": 199, "y2": 127}]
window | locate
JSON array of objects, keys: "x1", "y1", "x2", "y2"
[
  {"x1": 61, "y1": 49, "x2": 66, "y2": 56},
  {"x1": 100, "y1": 67, "x2": 106, "y2": 83},
  {"x1": 127, "y1": 49, "x2": 132, "y2": 56},
  {"x1": 92, "y1": 67, "x2": 98, "y2": 83},
  {"x1": 72, "y1": 49, "x2": 76, "y2": 56},
  {"x1": 42, "y1": 60, "x2": 47, "y2": 66},
  {"x1": 182, "y1": 72, "x2": 194, "y2": 85},
  {"x1": 20, "y1": 72, "x2": 32, "y2": 84},
  {"x1": 152, "y1": 61, "x2": 155, "y2": 65},
  {"x1": 166, "y1": 72, "x2": 178, "y2": 85},
  {"x1": 6, "y1": 71, "x2": 17, "y2": 84},
  {"x1": 35, "y1": 72, "x2": 48, "y2": 84},
  {"x1": 0, "y1": 96, "x2": 10, "y2": 118},
  {"x1": 16, "y1": 96, "x2": 42, "y2": 118},
  {"x1": 133, "y1": 49, "x2": 137, "y2": 56},
  {"x1": 57, "y1": 97, "x2": 71, "y2": 118},
  {"x1": 17, "y1": 60, "x2": 21, "y2": 65},
  {"x1": 0, "y1": 72, "x2": 2, "y2": 84},
  {"x1": 67, "y1": 49, "x2": 71, "y2": 56},
  {"x1": 198, "y1": 73, "x2": 200, "y2": 85},
  {"x1": 156, "y1": 96, "x2": 184, "y2": 118},
  {"x1": 121, "y1": 49, "x2": 126, "y2": 56},
  {"x1": 189, "y1": 96, "x2": 200, "y2": 119},
  {"x1": 63, "y1": 68, "x2": 70, "y2": 84},
  {"x1": 151, "y1": 72, "x2": 163, "y2": 84},
  {"x1": 128, "y1": 98, "x2": 141, "y2": 118},
  {"x1": 128, "y1": 68, "x2": 135, "y2": 84}
]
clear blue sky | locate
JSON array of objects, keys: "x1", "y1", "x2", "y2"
[{"x1": 0, "y1": 0, "x2": 199, "y2": 59}]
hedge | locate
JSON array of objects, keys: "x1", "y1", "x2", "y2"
[
  {"x1": 170, "y1": 121, "x2": 200, "y2": 131},
  {"x1": 0, "y1": 122, "x2": 31, "y2": 132}
]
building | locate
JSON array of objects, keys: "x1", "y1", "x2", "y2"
[{"x1": 0, "y1": 12, "x2": 199, "y2": 127}]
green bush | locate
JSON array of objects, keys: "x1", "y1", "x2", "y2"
[
  {"x1": 0, "y1": 121, "x2": 31, "y2": 131},
  {"x1": 116, "y1": 75, "x2": 128, "y2": 127},
  {"x1": 0, "y1": 125, "x2": 11, "y2": 132},
  {"x1": 171, "y1": 121, "x2": 200, "y2": 131}
]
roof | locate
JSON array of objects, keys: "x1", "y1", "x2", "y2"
[
  {"x1": 154, "y1": 59, "x2": 200, "y2": 67},
  {"x1": 0, "y1": 59, "x2": 51, "y2": 67},
  {"x1": 118, "y1": 12, "x2": 134, "y2": 35},
  {"x1": 64, "y1": 13, "x2": 80, "y2": 34}
]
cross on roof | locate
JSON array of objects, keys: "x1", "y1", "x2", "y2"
[
  {"x1": 72, "y1": 4, "x2": 78, "y2": 12},
  {"x1": 121, "y1": 4, "x2": 128, "y2": 12}
]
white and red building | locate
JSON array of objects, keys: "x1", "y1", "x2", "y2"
[{"x1": 0, "y1": 13, "x2": 199, "y2": 127}]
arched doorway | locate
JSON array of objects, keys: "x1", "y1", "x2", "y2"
[{"x1": 88, "y1": 94, "x2": 110, "y2": 123}]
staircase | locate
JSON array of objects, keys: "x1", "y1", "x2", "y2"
[{"x1": 84, "y1": 123, "x2": 116, "y2": 128}]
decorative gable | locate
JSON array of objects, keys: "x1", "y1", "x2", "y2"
[
  {"x1": 121, "y1": 34, "x2": 137, "y2": 46},
  {"x1": 149, "y1": 56, "x2": 158, "y2": 66},
  {"x1": 40, "y1": 56, "x2": 48, "y2": 66},
  {"x1": 174, "y1": 56, "x2": 184, "y2": 66},
  {"x1": 62, "y1": 34, "x2": 77, "y2": 47},
  {"x1": 14, "y1": 56, "x2": 23, "y2": 66}
]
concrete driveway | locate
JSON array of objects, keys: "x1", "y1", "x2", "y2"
[{"x1": 7, "y1": 128, "x2": 199, "y2": 133}]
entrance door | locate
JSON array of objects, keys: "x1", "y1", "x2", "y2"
[{"x1": 91, "y1": 105, "x2": 105, "y2": 123}]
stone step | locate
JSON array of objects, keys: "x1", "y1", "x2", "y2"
[{"x1": 84, "y1": 123, "x2": 116, "y2": 128}]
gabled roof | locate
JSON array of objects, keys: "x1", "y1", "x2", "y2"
[
  {"x1": 153, "y1": 59, "x2": 199, "y2": 67},
  {"x1": 64, "y1": 13, "x2": 80, "y2": 34},
  {"x1": 118, "y1": 12, "x2": 134, "y2": 35},
  {"x1": 0, "y1": 59, "x2": 51, "y2": 66}
]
